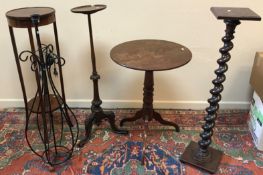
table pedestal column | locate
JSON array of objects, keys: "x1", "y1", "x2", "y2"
[{"x1": 120, "y1": 71, "x2": 180, "y2": 132}]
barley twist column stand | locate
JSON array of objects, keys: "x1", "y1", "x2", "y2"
[
  {"x1": 71, "y1": 5, "x2": 129, "y2": 148},
  {"x1": 180, "y1": 7, "x2": 261, "y2": 173},
  {"x1": 6, "y1": 7, "x2": 79, "y2": 167}
]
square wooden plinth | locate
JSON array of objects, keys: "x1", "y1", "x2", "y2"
[{"x1": 180, "y1": 141, "x2": 223, "y2": 174}]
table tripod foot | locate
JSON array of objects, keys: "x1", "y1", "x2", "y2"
[
  {"x1": 77, "y1": 113, "x2": 95, "y2": 148},
  {"x1": 120, "y1": 110, "x2": 143, "y2": 126},
  {"x1": 105, "y1": 111, "x2": 129, "y2": 135},
  {"x1": 153, "y1": 111, "x2": 180, "y2": 132},
  {"x1": 78, "y1": 111, "x2": 129, "y2": 147}
]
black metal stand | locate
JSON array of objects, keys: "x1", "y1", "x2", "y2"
[
  {"x1": 180, "y1": 7, "x2": 261, "y2": 173},
  {"x1": 71, "y1": 5, "x2": 128, "y2": 148},
  {"x1": 6, "y1": 7, "x2": 79, "y2": 167}
]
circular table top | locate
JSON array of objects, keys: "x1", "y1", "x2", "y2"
[
  {"x1": 110, "y1": 40, "x2": 192, "y2": 71},
  {"x1": 6, "y1": 7, "x2": 55, "y2": 28},
  {"x1": 71, "y1": 5, "x2": 106, "y2": 14}
]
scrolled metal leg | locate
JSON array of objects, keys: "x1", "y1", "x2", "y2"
[{"x1": 15, "y1": 15, "x2": 79, "y2": 166}]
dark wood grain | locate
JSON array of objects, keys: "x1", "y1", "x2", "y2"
[
  {"x1": 113, "y1": 40, "x2": 188, "y2": 132},
  {"x1": 110, "y1": 40, "x2": 192, "y2": 71},
  {"x1": 6, "y1": 7, "x2": 55, "y2": 28},
  {"x1": 211, "y1": 7, "x2": 261, "y2": 21}
]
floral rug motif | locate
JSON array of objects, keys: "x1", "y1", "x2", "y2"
[
  {"x1": 0, "y1": 108, "x2": 263, "y2": 175},
  {"x1": 84, "y1": 141, "x2": 183, "y2": 175}
]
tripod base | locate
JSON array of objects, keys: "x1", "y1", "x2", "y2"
[
  {"x1": 120, "y1": 71, "x2": 180, "y2": 132},
  {"x1": 120, "y1": 109, "x2": 180, "y2": 132},
  {"x1": 77, "y1": 110, "x2": 128, "y2": 147},
  {"x1": 180, "y1": 141, "x2": 223, "y2": 174}
]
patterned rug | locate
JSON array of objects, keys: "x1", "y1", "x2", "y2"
[{"x1": 0, "y1": 108, "x2": 263, "y2": 175}]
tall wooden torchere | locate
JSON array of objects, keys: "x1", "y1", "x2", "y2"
[
  {"x1": 180, "y1": 7, "x2": 261, "y2": 173},
  {"x1": 6, "y1": 7, "x2": 79, "y2": 166},
  {"x1": 71, "y1": 5, "x2": 128, "y2": 147}
]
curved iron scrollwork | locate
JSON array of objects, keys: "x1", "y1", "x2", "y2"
[
  {"x1": 18, "y1": 44, "x2": 65, "y2": 75},
  {"x1": 19, "y1": 42, "x2": 79, "y2": 166},
  {"x1": 15, "y1": 14, "x2": 79, "y2": 167}
]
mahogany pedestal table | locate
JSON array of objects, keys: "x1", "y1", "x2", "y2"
[{"x1": 110, "y1": 39, "x2": 192, "y2": 131}]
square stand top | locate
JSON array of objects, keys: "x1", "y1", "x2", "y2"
[{"x1": 211, "y1": 7, "x2": 261, "y2": 21}]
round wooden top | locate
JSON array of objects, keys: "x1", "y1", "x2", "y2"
[
  {"x1": 71, "y1": 5, "x2": 106, "y2": 15},
  {"x1": 110, "y1": 40, "x2": 192, "y2": 71},
  {"x1": 6, "y1": 7, "x2": 55, "y2": 28}
]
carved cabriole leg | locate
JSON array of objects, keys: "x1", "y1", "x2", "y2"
[{"x1": 120, "y1": 110, "x2": 143, "y2": 126}]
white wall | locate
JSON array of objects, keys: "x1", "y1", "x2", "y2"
[{"x1": 1, "y1": 0, "x2": 263, "y2": 109}]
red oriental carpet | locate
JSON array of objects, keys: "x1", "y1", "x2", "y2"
[{"x1": 0, "y1": 108, "x2": 263, "y2": 175}]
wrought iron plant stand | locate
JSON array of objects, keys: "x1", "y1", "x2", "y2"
[
  {"x1": 6, "y1": 7, "x2": 79, "y2": 166},
  {"x1": 71, "y1": 5, "x2": 128, "y2": 148},
  {"x1": 180, "y1": 7, "x2": 261, "y2": 173}
]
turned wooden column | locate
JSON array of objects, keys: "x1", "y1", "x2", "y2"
[{"x1": 71, "y1": 5, "x2": 128, "y2": 148}]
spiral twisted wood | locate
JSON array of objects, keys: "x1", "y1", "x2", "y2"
[{"x1": 196, "y1": 19, "x2": 241, "y2": 160}]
